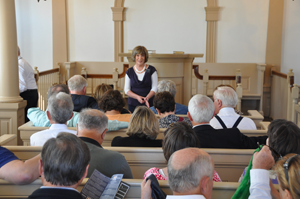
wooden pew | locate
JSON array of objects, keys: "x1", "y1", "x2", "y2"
[
  {"x1": 6, "y1": 146, "x2": 254, "y2": 182},
  {"x1": 0, "y1": 178, "x2": 240, "y2": 199},
  {"x1": 19, "y1": 121, "x2": 269, "y2": 147},
  {"x1": 0, "y1": 134, "x2": 17, "y2": 146}
]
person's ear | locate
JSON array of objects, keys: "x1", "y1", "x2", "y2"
[
  {"x1": 200, "y1": 176, "x2": 210, "y2": 197},
  {"x1": 39, "y1": 159, "x2": 44, "y2": 176},
  {"x1": 76, "y1": 123, "x2": 79, "y2": 136},
  {"x1": 69, "y1": 112, "x2": 74, "y2": 120},
  {"x1": 284, "y1": 189, "x2": 293, "y2": 199},
  {"x1": 156, "y1": 108, "x2": 161, "y2": 115},
  {"x1": 101, "y1": 129, "x2": 108, "y2": 140},
  {"x1": 46, "y1": 111, "x2": 51, "y2": 121},
  {"x1": 187, "y1": 112, "x2": 193, "y2": 122}
]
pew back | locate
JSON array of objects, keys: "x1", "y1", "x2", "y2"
[
  {"x1": 19, "y1": 121, "x2": 268, "y2": 147},
  {"x1": 6, "y1": 146, "x2": 254, "y2": 182},
  {"x1": 0, "y1": 179, "x2": 239, "y2": 199}
]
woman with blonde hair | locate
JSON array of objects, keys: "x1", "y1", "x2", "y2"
[
  {"x1": 111, "y1": 106, "x2": 162, "y2": 147},
  {"x1": 274, "y1": 153, "x2": 300, "y2": 199}
]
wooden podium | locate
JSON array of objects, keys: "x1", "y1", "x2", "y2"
[{"x1": 119, "y1": 53, "x2": 203, "y2": 105}]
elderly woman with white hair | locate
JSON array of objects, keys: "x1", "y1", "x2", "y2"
[
  {"x1": 210, "y1": 86, "x2": 257, "y2": 130},
  {"x1": 150, "y1": 80, "x2": 188, "y2": 114}
]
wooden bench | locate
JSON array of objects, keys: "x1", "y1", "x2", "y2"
[
  {"x1": 19, "y1": 121, "x2": 269, "y2": 147},
  {"x1": 6, "y1": 146, "x2": 254, "y2": 182},
  {"x1": 0, "y1": 178, "x2": 240, "y2": 199},
  {"x1": 0, "y1": 134, "x2": 17, "y2": 146}
]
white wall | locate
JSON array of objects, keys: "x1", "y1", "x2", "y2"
[
  {"x1": 281, "y1": 0, "x2": 300, "y2": 85},
  {"x1": 67, "y1": 0, "x2": 114, "y2": 62},
  {"x1": 15, "y1": 0, "x2": 53, "y2": 72},
  {"x1": 216, "y1": 0, "x2": 269, "y2": 63},
  {"x1": 124, "y1": 0, "x2": 207, "y2": 63}
]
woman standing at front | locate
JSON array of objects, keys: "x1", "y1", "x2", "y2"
[{"x1": 124, "y1": 46, "x2": 158, "y2": 113}]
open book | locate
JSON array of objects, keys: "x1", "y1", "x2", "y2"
[{"x1": 81, "y1": 169, "x2": 130, "y2": 199}]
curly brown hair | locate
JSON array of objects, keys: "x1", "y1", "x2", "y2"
[{"x1": 98, "y1": 90, "x2": 125, "y2": 113}]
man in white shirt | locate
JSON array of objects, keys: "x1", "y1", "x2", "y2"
[
  {"x1": 141, "y1": 148, "x2": 214, "y2": 199},
  {"x1": 210, "y1": 86, "x2": 257, "y2": 130},
  {"x1": 18, "y1": 47, "x2": 38, "y2": 123},
  {"x1": 30, "y1": 92, "x2": 76, "y2": 146}
]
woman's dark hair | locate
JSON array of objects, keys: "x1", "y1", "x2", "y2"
[
  {"x1": 98, "y1": 90, "x2": 125, "y2": 113},
  {"x1": 153, "y1": 91, "x2": 175, "y2": 114},
  {"x1": 162, "y1": 122, "x2": 200, "y2": 162},
  {"x1": 267, "y1": 119, "x2": 300, "y2": 160}
]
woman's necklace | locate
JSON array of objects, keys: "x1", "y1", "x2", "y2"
[{"x1": 134, "y1": 64, "x2": 146, "y2": 74}]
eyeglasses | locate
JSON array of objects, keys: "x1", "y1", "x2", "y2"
[
  {"x1": 283, "y1": 154, "x2": 299, "y2": 183},
  {"x1": 257, "y1": 142, "x2": 282, "y2": 161}
]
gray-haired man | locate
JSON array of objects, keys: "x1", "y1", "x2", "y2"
[
  {"x1": 30, "y1": 92, "x2": 76, "y2": 146},
  {"x1": 141, "y1": 148, "x2": 214, "y2": 199},
  {"x1": 68, "y1": 75, "x2": 100, "y2": 112},
  {"x1": 77, "y1": 108, "x2": 133, "y2": 178},
  {"x1": 28, "y1": 133, "x2": 90, "y2": 199}
]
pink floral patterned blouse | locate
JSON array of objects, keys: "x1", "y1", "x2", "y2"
[{"x1": 143, "y1": 167, "x2": 222, "y2": 182}]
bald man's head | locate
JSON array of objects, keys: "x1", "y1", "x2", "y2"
[{"x1": 167, "y1": 148, "x2": 214, "y2": 198}]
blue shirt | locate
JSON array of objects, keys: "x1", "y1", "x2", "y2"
[
  {"x1": 150, "y1": 103, "x2": 188, "y2": 115},
  {"x1": 27, "y1": 107, "x2": 129, "y2": 131},
  {"x1": 0, "y1": 146, "x2": 18, "y2": 168}
]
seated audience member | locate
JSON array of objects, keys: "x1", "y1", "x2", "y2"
[
  {"x1": 0, "y1": 147, "x2": 40, "y2": 184},
  {"x1": 28, "y1": 84, "x2": 79, "y2": 127},
  {"x1": 111, "y1": 106, "x2": 162, "y2": 147},
  {"x1": 143, "y1": 122, "x2": 221, "y2": 182},
  {"x1": 273, "y1": 153, "x2": 300, "y2": 199},
  {"x1": 150, "y1": 80, "x2": 188, "y2": 114},
  {"x1": 239, "y1": 119, "x2": 300, "y2": 184},
  {"x1": 141, "y1": 148, "x2": 215, "y2": 199},
  {"x1": 98, "y1": 90, "x2": 131, "y2": 122},
  {"x1": 94, "y1": 83, "x2": 130, "y2": 114},
  {"x1": 94, "y1": 83, "x2": 113, "y2": 101},
  {"x1": 210, "y1": 86, "x2": 257, "y2": 130},
  {"x1": 30, "y1": 92, "x2": 76, "y2": 146},
  {"x1": 154, "y1": 91, "x2": 192, "y2": 128},
  {"x1": 28, "y1": 133, "x2": 90, "y2": 199},
  {"x1": 68, "y1": 75, "x2": 100, "y2": 112},
  {"x1": 28, "y1": 84, "x2": 129, "y2": 130},
  {"x1": 188, "y1": 94, "x2": 267, "y2": 149},
  {"x1": 77, "y1": 108, "x2": 133, "y2": 178}
]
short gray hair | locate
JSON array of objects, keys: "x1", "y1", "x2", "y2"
[
  {"x1": 157, "y1": 80, "x2": 177, "y2": 97},
  {"x1": 47, "y1": 84, "x2": 70, "y2": 99},
  {"x1": 48, "y1": 92, "x2": 74, "y2": 123},
  {"x1": 213, "y1": 86, "x2": 238, "y2": 107},
  {"x1": 41, "y1": 132, "x2": 90, "y2": 186},
  {"x1": 68, "y1": 75, "x2": 87, "y2": 92},
  {"x1": 188, "y1": 94, "x2": 214, "y2": 123},
  {"x1": 168, "y1": 153, "x2": 213, "y2": 193},
  {"x1": 78, "y1": 108, "x2": 108, "y2": 134}
]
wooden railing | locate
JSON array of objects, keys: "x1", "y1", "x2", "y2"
[
  {"x1": 81, "y1": 64, "x2": 129, "y2": 96},
  {"x1": 193, "y1": 65, "x2": 243, "y2": 111},
  {"x1": 271, "y1": 68, "x2": 295, "y2": 120},
  {"x1": 34, "y1": 66, "x2": 60, "y2": 111}
]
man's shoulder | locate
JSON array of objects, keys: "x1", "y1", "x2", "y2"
[
  {"x1": 87, "y1": 143, "x2": 126, "y2": 161},
  {"x1": 28, "y1": 188, "x2": 82, "y2": 199}
]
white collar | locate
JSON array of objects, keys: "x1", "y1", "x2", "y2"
[
  {"x1": 218, "y1": 107, "x2": 236, "y2": 116},
  {"x1": 40, "y1": 186, "x2": 78, "y2": 192},
  {"x1": 49, "y1": 123, "x2": 68, "y2": 130}
]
